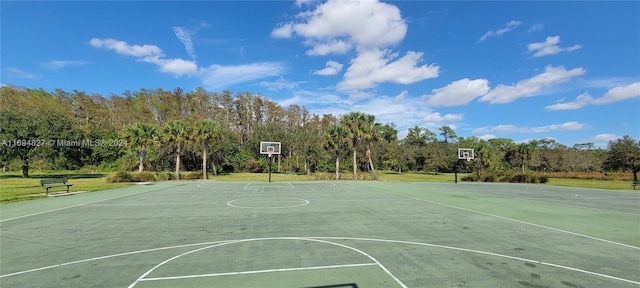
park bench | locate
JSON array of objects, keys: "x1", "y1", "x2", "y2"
[
  {"x1": 633, "y1": 181, "x2": 639, "y2": 190},
  {"x1": 40, "y1": 178, "x2": 73, "y2": 195}
]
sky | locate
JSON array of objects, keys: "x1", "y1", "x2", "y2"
[{"x1": 2, "y1": 0, "x2": 639, "y2": 148}]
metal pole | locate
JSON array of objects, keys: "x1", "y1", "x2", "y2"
[
  {"x1": 268, "y1": 156, "x2": 272, "y2": 183},
  {"x1": 454, "y1": 159, "x2": 460, "y2": 183}
]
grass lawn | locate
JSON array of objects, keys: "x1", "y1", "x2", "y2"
[
  {"x1": 0, "y1": 173, "x2": 133, "y2": 203},
  {"x1": 548, "y1": 177, "x2": 636, "y2": 190}
]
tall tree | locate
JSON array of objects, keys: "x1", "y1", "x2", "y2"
[
  {"x1": 604, "y1": 135, "x2": 640, "y2": 181},
  {"x1": 324, "y1": 123, "x2": 349, "y2": 180},
  {"x1": 122, "y1": 123, "x2": 160, "y2": 172},
  {"x1": 439, "y1": 125, "x2": 457, "y2": 143},
  {"x1": 163, "y1": 120, "x2": 192, "y2": 180},
  {"x1": 192, "y1": 120, "x2": 220, "y2": 180},
  {"x1": 341, "y1": 112, "x2": 378, "y2": 180},
  {"x1": 516, "y1": 141, "x2": 537, "y2": 173}
]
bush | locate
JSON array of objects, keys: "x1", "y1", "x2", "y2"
[
  {"x1": 244, "y1": 159, "x2": 263, "y2": 173},
  {"x1": 538, "y1": 175, "x2": 549, "y2": 183},
  {"x1": 313, "y1": 171, "x2": 381, "y2": 181},
  {"x1": 510, "y1": 174, "x2": 529, "y2": 183},
  {"x1": 156, "y1": 172, "x2": 172, "y2": 181},
  {"x1": 106, "y1": 171, "x2": 133, "y2": 183},
  {"x1": 461, "y1": 175, "x2": 478, "y2": 182},
  {"x1": 181, "y1": 171, "x2": 202, "y2": 180},
  {"x1": 132, "y1": 171, "x2": 157, "y2": 182},
  {"x1": 482, "y1": 174, "x2": 497, "y2": 182}
]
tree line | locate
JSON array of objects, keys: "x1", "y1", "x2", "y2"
[{"x1": 1, "y1": 85, "x2": 638, "y2": 181}]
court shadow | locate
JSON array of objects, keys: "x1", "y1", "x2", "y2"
[{"x1": 301, "y1": 284, "x2": 358, "y2": 288}]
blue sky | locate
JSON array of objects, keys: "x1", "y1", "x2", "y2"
[{"x1": 2, "y1": 1, "x2": 639, "y2": 148}]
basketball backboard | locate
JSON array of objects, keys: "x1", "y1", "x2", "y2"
[
  {"x1": 458, "y1": 148, "x2": 474, "y2": 161},
  {"x1": 260, "y1": 142, "x2": 281, "y2": 155}
]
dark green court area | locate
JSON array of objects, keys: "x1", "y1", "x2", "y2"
[{"x1": 1, "y1": 181, "x2": 639, "y2": 287}]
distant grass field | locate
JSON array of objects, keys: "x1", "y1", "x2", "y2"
[
  {"x1": 0, "y1": 173, "x2": 133, "y2": 203},
  {"x1": 0, "y1": 170, "x2": 636, "y2": 204}
]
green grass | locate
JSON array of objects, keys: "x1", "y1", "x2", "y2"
[
  {"x1": 379, "y1": 171, "x2": 466, "y2": 182},
  {"x1": 547, "y1": 177, "x2": 636, "y2": 190},
  {"x1": 0, "y1": 172, "x2": 133, "y2": 203}
]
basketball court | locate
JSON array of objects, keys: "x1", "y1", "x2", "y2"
[{"x1": 1, "y1": 178, "x2": 639, "y2": 288}]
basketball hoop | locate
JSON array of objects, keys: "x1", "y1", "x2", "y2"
[
  {"x1": 464, "y1": 152, "x2": 471, "y2": 162},
  {"x1": 267, "y1": 146, "x2": 274, "y2": 158}
]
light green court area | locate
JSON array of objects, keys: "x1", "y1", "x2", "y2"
[{"x1": 1, "y1": 181, "x2": 638, "y2": 288}]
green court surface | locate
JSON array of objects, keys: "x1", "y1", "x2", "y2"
[{"x1": 1, "y1": 181, "x2": 639, "y2": 288}]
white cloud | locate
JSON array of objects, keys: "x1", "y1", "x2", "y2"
[
  {"x1": 425, "y1": 78, "x2": 490, "y2": 107},
  {"x1": 528, "y1": 36, "x2": 582, "y2": 57},
  {"x1": 478, "y1": 20, "x2": 521, "y2": 42},
  {"x1": 45, "y1": 60, "x2": 88, "y2": 69},
  {"x1": 143, "y1": 57, "x2": 198, "y2": 76},
  {"x1": 89, "y1": 38, "x2": 163, "y2": 58},
  {"x1": 272, "y1": 0, "x2": 437, "y2": 90},
  {"x1": 271, "y1": 23, "x2": 294, "y2": 38},
  {"x1": 422, "y1": 112, "x2": 464, "y2": 124},
  {"x1": 4, "y1": 67, "x2": 39, "y2": 79},
  {"x1": 199, "y1": 62, "x2": 286, "y2": 90},
  {"x1": 473, "y1": 124, "x2": 518, "y2": 134},
  {"x1": 305, "y1": 40, "x2": 352, "y2": 56},
  {"x1": 338, "y1": 49, "x2": 439, "y2": 90},
  {"x1": 545, "y1": 82, "x2": 640, "y2": 110},
  {"x1": 314, "y1": 60, "x2": 343, "y2": 76},
  {"x1": 589, "y1": 134, "x2": 619, "y2": 147},
  {"x1": 591, "y1": 82, "x2": 640, "y2": 105},
  {"x1": 480, "y1": 65, "x2": 586, "y2": 104},
  {"x1": 528, "y1": 24, "x2": 544, "y2": 33},
  {"x1": 272, "y1": 0, "x2": 407, "y2": 52},
  {"x1": 530, "y1": 121, "x2": 584, "y2": 133},
  {"x1": 90, "y1": 37, "x2": 197, "y2": 77},
  {"x1": 478, "y1": 134, "x2": 497, "y2": 140},
  {"x1": 394, "y1": 90, "x2": 408, "y2": 101},
  {"x1": 172, "y1": 26, "x2": 196, "y2": 59},
  {"x1": 473, "y1": 122, "x2": 585, "y2": 134},
  {"x1": 545, "y1": 92, "x2": 593, "y2": 111},
  {"x1": 260, "y1": 78, "x2": 303, "y2": 91}
]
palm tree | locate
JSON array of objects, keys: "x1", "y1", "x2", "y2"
[
  {"x1": 324, "y1": 123, "x2": 349, "y2": 180},
  {"x1": 192, "y1": 120, "x2": 219, "y2": 180},
  {"x1": 340, "y1": 112, "x2": 378, "y2": 180},
  {"x1": 122, "y1": 123, "x2": 160, "y2": 172},
  {"x1": 516, "y1": 141, "x2": 537, "y2": 173},
  {"x1": 474, "y1": 140, "x2": 493, "y2": 176},
  {"x1": 163, "y1": 120, "x2": 192, "y2": 180}
]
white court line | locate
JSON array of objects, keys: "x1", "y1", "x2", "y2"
[
  {"x1": 129, "y1": 237, "x2": 407, "y2": 288},
  {"x1": 0, "y1": 185, "x2": 172, "y2": 223},
  {"x1": 314, "y1": 237, "x2": 640, "y2": 286},
  {"x1": 226, "y1": 197, "x2": 310, "y2": 209},
  {"x1": 403, "y1": 182, "x2": 640, "y2": 216},
  {"x1": 302, "y1": 238, "x2": 408, "y2": 288},
  {"x1": 139, "y1": 263, "x2": 377, "y2": 281},
  {"x1": 243, "y1": 183, "x2": 251, "y2": 189},
  {"x1": 288, "y1": 182, "x2": 295, "y2": 188},
  {"x1": 0, "y1": 240, "x2": 230, "y2": 278},
  {"x1": 366, "y1": 186, "x2": 640, "y2": 250},
  {"x1": 3, "y1": 236, "x2": 638, "y2": 286}
]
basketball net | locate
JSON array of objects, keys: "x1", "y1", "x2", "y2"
[{"x1": 267, "y1": 147, "x2": 274, "y2": 158}]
